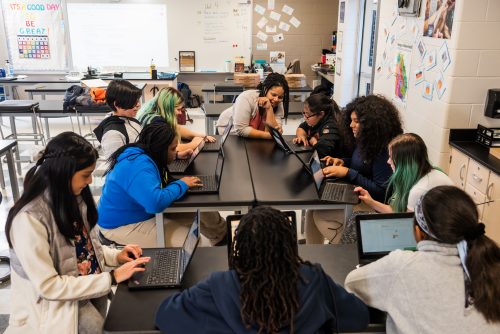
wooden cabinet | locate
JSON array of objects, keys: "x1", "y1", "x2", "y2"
[
  {"x1": 449, "y1": 148, "x2": 499, "y2": 244},
  {"x1": 449, "y1": 148, "x2": 469, "y2": 189}
]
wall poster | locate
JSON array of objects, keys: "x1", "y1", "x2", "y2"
[{"x1": 423, "y1": 0, "x2": 456, "y2": 39}]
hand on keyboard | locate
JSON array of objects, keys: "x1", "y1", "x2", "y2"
[
  {"x1": 176, "y1": 149, "x2": 193, "y2": 160},
  {"x1": 204, "y1": 135, "x2": 216, "y2": 143},
  {"x1": 321, "y1": 156, "x2": 344, "y2": 166},
  {"x1": 114, "y1": 257, "x2": 151, "y2": 283},
  {"x1": 181, "y1": 176, "x2": 203, "y2": 188},
  {"x1": 322, "y1": 165, "x2": 349, "y2": 178}
]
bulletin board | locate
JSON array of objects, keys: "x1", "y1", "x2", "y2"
[{"x1": 1, "y1": 0, "x2": 68, "y2": 71}]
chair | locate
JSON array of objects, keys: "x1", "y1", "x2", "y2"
[
  {"x1": 98, "y1": 230, "x2": 124, "y2": 249},
  {"x1": 225, "y1": 210, "x2": 297, "y2": 258}
]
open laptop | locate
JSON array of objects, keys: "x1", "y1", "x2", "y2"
[
  {"x1": 356, "y1": 213, "x2": 417, "y2": 266},
  {"x1": 266, "y1": 122, "x2": 313, "y2": 153},
  {"x1": 203, "y1": 117, "x2": 233, "y2": 152},
  {"x1": 167, "y1": 139, "x2": 205, "y2": 173},
  {"x1": 308, "y1": 150, "x2": 359, "y2": 204},
  {"x1": 225, "y1": 211, "x2": 297, "y2": 260},
  {"x1": 188, "y1": 148, "x2": 225, "y2": 194},
  {"x1": 128, "y1": 211, "x2": 200, "y2": 289}
]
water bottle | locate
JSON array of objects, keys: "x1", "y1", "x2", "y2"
[{"x1": 4, "y1": 60, "x2": 13, "y2": 77}]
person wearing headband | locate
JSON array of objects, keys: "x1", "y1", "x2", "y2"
[{"x1": 345, "y1": 186, "x2": 500, "y2": 333}]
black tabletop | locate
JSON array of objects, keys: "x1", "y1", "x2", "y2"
[
  {"x1": 450, "y1": 141, "x2": 500, "y2": 175},
  {"x1": 170, "y1": 135, "x2": 255, "y2": 208},
  {"x1": 103, "y1": 244, "x2": 361, "y2": 334},
  {"x1": 244, "y1": 138, "x2": 322, "y2": 206}
]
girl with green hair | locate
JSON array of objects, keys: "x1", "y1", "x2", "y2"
[
  {"x1": 137, "y1": 87, "x2": 215, "y2": 157},
  {"x1": 355, "y1": 133, "x2": 453, "y2": 213}
]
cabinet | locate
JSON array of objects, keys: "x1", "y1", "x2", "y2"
[{"x1": 449, "y1": 148, "x2": 499, "y2": 244}]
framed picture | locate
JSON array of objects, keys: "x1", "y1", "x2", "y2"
[{"x1": 179, "y1": 51, "x2": 195, "y2": 72}]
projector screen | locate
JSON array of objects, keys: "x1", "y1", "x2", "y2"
[{"x1": 67, "y1": 3, "x2": 168, "y2": 70}]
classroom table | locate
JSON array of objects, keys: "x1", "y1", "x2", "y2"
[
  {"x1": 0, "y1": 139, "x2": 20, "y2": 201},
  {"x1": 37, "y1": 100, "x2": 75, "y2": 139},
  {"x1": 155, "y1": 135, "x2": 255, "y2": 246},
  {"x1": 244, "y1": 137, "x2": 353, "y2": 222},
  {"x1": 201, "y1": 83, "x2": 313, "y2": 104},
  {"x1": 103, "y1": 245, "x2": 385, "y2": 334}
]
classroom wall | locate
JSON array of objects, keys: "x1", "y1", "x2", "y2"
[
  {"x1": 252, "y1": 0, "x2": 339, "y2": 85},
  {"x1": 373, "y1": 0, "x2": 500, "y2": 172}
]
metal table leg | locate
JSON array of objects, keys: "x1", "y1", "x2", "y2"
[
  {"x1": 6, "y1": 147, "x2": 19, "y2": 201},
  {"x1": 9, "y1": 116, "x2": 22, "y2": 174}
]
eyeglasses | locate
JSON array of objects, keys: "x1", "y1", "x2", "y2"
[{"x1": 302, "y1": 112, "x2": 319, "y2": 120}]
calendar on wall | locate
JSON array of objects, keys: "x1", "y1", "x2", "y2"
[
  {"x1": 1, "y1": 0, "x2": 67, "y2": 71},
  {"x1": 17, "y1": 35, "x2": 50, "y2": 59}
]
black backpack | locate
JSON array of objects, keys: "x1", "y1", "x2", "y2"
[
  {"x1": 93, "y1": 116, "x2": 141, "y2": 144},
  {"x1": 177, "y1": 82, "x2": 202, "y2": 108}
]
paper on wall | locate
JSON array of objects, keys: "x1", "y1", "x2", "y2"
[
  {"x1": 414, "y1": 67, "x2": 424, "y2": 85},
  {"x1": 270, "y1": 11, "x2": 281, "y2": 21},
  {"x1": 266, "y1": 25, "x2": 277, "y2": 33},
  {"x1": 268, "y1": 0, "x2": 275, "y2": 10},
  {"x1": 279, "y1": 21, "x2": 290, "y2": 32},
  {"x1": 425, "y1": 49, "x2": 437, "y2": 70},
  {"x1": 273, "y1": 33, "x2": 284, "y2": 42},
  {"x1": 435, "y1": 72, "x2": 447, "y2": 99},
  {"x1": 255, "y1": 4, "x2": 266, "y2": 15},
  {"x1": 256, "y1": 42, "x2": 268, "y2": 50},
  {"x1": 290, "y1": 16, "x2": 301, "y2": 28},
  {"x1": 422, "y1": 81, "x2": 434, "y2": 101},
  {"x1": 439, "y1": 42, "x2": 451, "y2": 72},
  {"x1": 257, "y1": 17, "x2": 268, "y2": 29},
  {"x1": 257, "y1": 31, "x2": 268, "y2": 41},
  {"x1": 282, "y1": 5, "x2": 294, "y2": 15}
]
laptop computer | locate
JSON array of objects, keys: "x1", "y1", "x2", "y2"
[
  {"x1": 128, "y1": 211, "x2": 200, "y2": 289},
  {"x1": 203, "y1": 118, "x2": 233, "y2": 152},
  {"x1": 356, "y1": 213, "x2": 417, "y2": 266},
  {"x1": 266, "y1": 122, "x2": 313, "y2": 153},
  {"x1": 308, "y1": 150, "x2": 359, "y2": 204},
  {"x1": 225, "y1": 211, "x2": 297, "y2": 259},
  {"x1": 187, "y1": 148, "x2": 225, "y2": 194},
  {"x1": 167, "y1": 139, "x2": 205, "y2": 173}
]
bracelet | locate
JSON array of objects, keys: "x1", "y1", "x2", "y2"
[{"x1": 110, "y1": 270, "x2": 117, "y2": 285}]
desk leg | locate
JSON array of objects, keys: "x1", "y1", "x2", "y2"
[
  {"x1": 344, "y1": 205, "x2": 353, "y2": 224},
  {"x1": 31, "y1": 116, "x2": 39, "y2": 145},
  {"x1": 9, "y1": 117, "x2": 22, "y2": 174},
  {"x1": 156, "y1": 213, "x2": 165, "y2": 247},
  {"x1": 6, "y1": 148, "x2": 20, "y2": 201},
  {"x1": 44, "y1": 118, "x2": 51, "y2": 139},
  {"x1": 0, "y1": 160, "x2": 5, "y2": 189}
]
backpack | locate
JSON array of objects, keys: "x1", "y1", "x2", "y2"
[
  {"x1": 63, "y1": 85, "x2": 85, "y2": 112},
  {"x1": 176, "y1": 82, "x2": 194, "y2": 125}
]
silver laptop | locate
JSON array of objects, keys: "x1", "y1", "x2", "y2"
[
  {"x1": 128, "y1": 211, "x2": 200, "y2": 289},
  {"x1": 167, "y1": 139, "x2": 205, "y2": 173},
  {"x1": 309, "y1": 151, "x2": 359, "y2": 204},
  {"x1": 356, "y1": 213, "x2": 416, "y2": 266},
  {"x1": 203, "y1": 117, "x2": 233, "y2": 152}
]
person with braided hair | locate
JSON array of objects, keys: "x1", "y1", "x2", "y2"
[
  {"x1": 97, "y1": 119, "x2": 226, "y2": 248},
  {"x1": 216, "y1": 73, "x2": 290, "y2": 139},
  {"x1": 5, "y1": 132, "x2": 150, "y2": 334},
  {"x1": 155, "y1": 206, "x2": 369, "y2": 333},
  {"x1": 345, "y1": 186, "x2": 500, "y2": 333}
]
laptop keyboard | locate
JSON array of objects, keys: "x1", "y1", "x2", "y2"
[
  {"x1": 203, "y1": 140, "x2": 220, "y2": 151},
  {"x1": 189, "y1": 175, "x2": 217, "y2": 192},
  {"x1": 322, "y1": 183, "x2": 346, "y2": 202},
  {"x1": 168, "y1": 159, "x2": 189, "y2": 172},
  {"x1": 145, "y1": 249, "x2": 180, "y2": 285}
]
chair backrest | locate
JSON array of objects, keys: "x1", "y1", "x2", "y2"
[{"x1": 225, "y1": 210, "x2": 297, "y2": 260}]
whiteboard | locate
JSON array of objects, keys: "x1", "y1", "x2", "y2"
[{"x1": 168, "y1": 0, "x2": 252, "y2": 72}]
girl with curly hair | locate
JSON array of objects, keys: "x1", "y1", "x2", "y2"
[
  {"x1": 305, "y1": 95, "x2": 403, "y2": 244},
  {"x1": 216, "y1": 73, "x2": 290, "y2": 139},
  {"x1": 155, "y1": 206, "x2": 369, "y2": 333}
]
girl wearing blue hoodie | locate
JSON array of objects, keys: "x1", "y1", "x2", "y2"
[{"x1": 97, "y1": 120, "x2": 226, "y2": 247}]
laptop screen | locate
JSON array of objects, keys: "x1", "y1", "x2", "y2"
[
  {"x1": 266, "y1": 123, "x2": 291, "y2": 153},
  {"x1": 357, "y1": 213, "x2": 416, "y2": 257},
  {"x1": 215, "y1": 148, "x2": 225, "y2": 184},
  {"x1": 188, "y1": 139, "x2": 205, "y2": 164},
  {"x1": 309, "y1": 151, "x2": 324, "y2": 191},
  {"x1": 220, "y1": 117, "x2": 233, "y2": 145},
  {"x1": 180, "y1": 212, "x2": 200, "y2": 276}
]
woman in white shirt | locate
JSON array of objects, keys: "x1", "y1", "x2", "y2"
[
  {"x1": 345, "y1": 186, "x2": 500, "y2": 333},
  {"x1": 216, "y1": 73, "x2": 289, "y2": 139}
]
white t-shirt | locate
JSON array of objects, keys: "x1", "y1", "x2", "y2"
[{"x1": 407, "y1": 169, "x2": 454, "y2": 210}]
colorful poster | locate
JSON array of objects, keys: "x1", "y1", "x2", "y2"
[
  {"x1": 423, "y1": 0, "x2": 456, "y2": 39},
  {"x1": 394, "y1": 52, "x2": 408, "y2": 102}
]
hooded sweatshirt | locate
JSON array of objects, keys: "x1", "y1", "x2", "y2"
[
  {"x1": 155, "y1": 264, "x2": 369, "y2": 334},
  {"x1": 97, "y1": 147, "x2": 188, "y2": 229}
]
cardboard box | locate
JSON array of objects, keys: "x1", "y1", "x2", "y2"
[
  {"x1": 490, "y1": 148, "x2": 500, "y2": 160},
  {"x1": 285, "y1": 74, "x2": 307, "y2": 88},
  {"x1": 233, "y1": 73, "x2": 260, "y2": 88}
]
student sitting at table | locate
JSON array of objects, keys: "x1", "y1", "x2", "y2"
[
  {"x1": 5, "y1": 132, "x2": 150, "y2": 334},
  {"x1": 97, "y1": 120, "x2": 226, "y2": 248},
  {"x1": 93, "y1": 79, "x2": 143, "y2": 158},
  {"x1": 216, "y1": 73, "x2": 290, "y2": 139},
  {"x1": 340, "y1": 133, "x2": 454, "y2": 243},
  {"x1": 305, "y1": 95, "x2": 403, "y2": 244},
  {"x1": 155, "y1": 206, "x2": 369, "y2": 333},
  {"x1": 137, "y1": 87, "x2": 215, "y2": 158},
  {"x1": 345, "y1": 186, "x2": 500, "y2": 333},
  {"x1": 293, "y1": 90, "x2": 344, "y2": 158}
]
